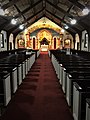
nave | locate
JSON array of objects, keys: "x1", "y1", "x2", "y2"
[{"x1": 0, "y1": 51, "x2": 73, "y2": 120}]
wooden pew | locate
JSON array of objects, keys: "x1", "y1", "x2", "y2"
[
  {"x1": 0, "y1": 66, "x2": 17, "y2": 94},
  {"x1": 85, "y1": 98, "x2": 90, "y2": 120},
  {"x1": 73, "y1": 81, "x2": 90, "y2": 120},
  {"x1": 66, "y1": 70, "x2": 90, "y2": 106},
  {"x1": 0, "y1": 72, "x2": 11, "y2": 106}
]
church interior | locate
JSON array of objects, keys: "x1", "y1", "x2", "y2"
[
  {"x1": 0, "y1": 0, "x2": 90, "y2": 120},
  {"x1": 16, "y1": 17, "x2": 73, "y2": 51}
]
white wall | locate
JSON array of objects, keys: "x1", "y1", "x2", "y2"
[
  {"x1": 81, "y1": 30, "x2": 88, "y2": 51},
  {"x1": 0, "y1": 30, "x2": 7, "y2": 51},
  {"x1": 9, "y1": 33, "x2": 14, "y2": 50},
  {"x1": 75, "y1": 33, "x2": 80, "y2": 50}
]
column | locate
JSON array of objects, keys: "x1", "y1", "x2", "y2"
[{"x1": 87, "y1": 30, "x2": 90, "y2": 52}]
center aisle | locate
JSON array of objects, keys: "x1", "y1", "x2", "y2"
[{"x1": 1, "y1": 52, "x2": 74, "y2": 120}]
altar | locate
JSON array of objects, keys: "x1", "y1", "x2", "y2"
[{"x1": 40, "y1": 45, "x2": 48, "y2": 51}]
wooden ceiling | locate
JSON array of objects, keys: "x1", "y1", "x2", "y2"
[{"x1": 0, "y1": 0, "x2": 90, "y2": 36}]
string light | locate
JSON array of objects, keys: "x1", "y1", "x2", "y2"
[{"x1": 19, "y1": 24, "x2": 24, "y2": 30}]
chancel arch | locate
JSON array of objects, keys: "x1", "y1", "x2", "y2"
[{"x1": 37, "y1": 29, "x2": 52, "y2": 49}]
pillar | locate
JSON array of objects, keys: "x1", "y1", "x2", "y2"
[
  {"x1": 7, "y1": 32, "x2": 10, "y2": 51},
  {"x1": 78, "y1": 32, "x2": 82, "y2": 51},
  {"x1": 87, "y1": 30, "x2": 90, "y2": 52}
]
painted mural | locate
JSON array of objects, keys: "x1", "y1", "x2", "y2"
[
  {"x1": 17, "y1": 25, "x2": 73, "y2": 49},
  {"x1": 37, "y1": 29, "x2": 52, "y2": 49}
]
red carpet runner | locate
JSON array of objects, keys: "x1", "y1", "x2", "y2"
[{"x1": 0, "y1": 52, "x2": 73, "y2": 120}]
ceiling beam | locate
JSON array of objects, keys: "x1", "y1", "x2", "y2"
[
  {"x1": 24, "y1": 8, "x2": 44, "y2": 23},
  {"x1": 13, "y1": 15, "x2": 44, "y2": 35},
  {"x1": 2, "y1": 0, "x2": 19, "y2": 10},
  {"x1": 15, "y1": 0, "x2": 42, "y2": 18},
  {"x1": 14, "y1": 4, "x2": 26, "y2": 21},
  {"x1": 68, "y1": 0, "x2": 85, "y2": 9},
  {"x1": 0, "y1": 0, "x2": 42, "y2": 31},
  {"x1": 30, "y1": 0, "x2": 36, "y2": 12},
  {"x1": 45, "y1": 14, "x2": 75, "y2": 36},
  {"x1": 62, "y1": 4, "x2": 73, "y2": 20},
  {"x1": 0, "y1": 20, "x2": 10, "y2": 31},
  {"x1": 46, "y1": 0, "x2": 71, "y2": 17},
  {"x1": 0, "y1": 16, "x2": 12, "y2": 31},
  {"x1": 46, "y1": 9, "x2": 81, "y2": 34},
  {"x1": 26, "y1": 15, "x2": 44, "y2": 28},
  {"x1": 46, "y1": 0, "x2": 88, "y2": 30},
  {"x1": 46, "y1": 12, "x2": 77, "y2": 34},
  {"x1": 8, "y1": 8, "x2": 44, "y2": 33},
  {"x1": 14, "y1": 4, "x2": 30, "y2": 26},
  {"x1": 42, "y1": 0, "x2": 46, "y2": 9}
]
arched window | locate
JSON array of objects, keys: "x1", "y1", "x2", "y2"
[
  {"x1": 33, "y1": 37, "x2": 35, "y2": 49},
  {"x1": 0, "y1": 33, "x2": 4, "y2": 48},
  {"x1": 54, "y1": 38, "x2": 56, "y2": 49}
]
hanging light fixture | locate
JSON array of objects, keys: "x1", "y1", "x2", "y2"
[
  {"x1": 19, "y1": 24, "x2": 24, "y2": 30},
  {"x1": 82, "y1": 7, "x2": 89, "y2": 15},
  {"x1": 70, "y1": 19, "x2": 77, "y2": 25},
  {"x1": 11, "y1": 18, "x2": 17, "y2": 25},
  {"x1": 65, "y1": 25, "x2": 69, "y2": 29}
]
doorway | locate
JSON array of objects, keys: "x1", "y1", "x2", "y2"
[
  {"x1": 54, "y1": 38, "x2": 56, "y2": 49},
  {"x1": 33, "y1": 38, "x2": 35, "y2": 49}
]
